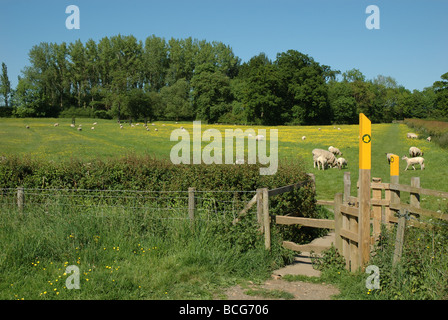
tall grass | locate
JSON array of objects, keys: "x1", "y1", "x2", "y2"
[
  {"x1": 0, "y1": 197, "x2": 293, "y2": 300},
  {"x1": 404, "y1": 118, "x2": 448, "y2": 148}
]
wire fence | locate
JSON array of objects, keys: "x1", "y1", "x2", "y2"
[{"x1": 0, "y1": 187, "x2": 258, "y2": 224}]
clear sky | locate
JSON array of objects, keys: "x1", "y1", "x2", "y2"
[{"x1": 0, "y1": 0, "x2": 447, "y2": 91}]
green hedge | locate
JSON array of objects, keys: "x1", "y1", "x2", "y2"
[{"x1": 0, "y1": 154, "x2": 316, "y2": 218}]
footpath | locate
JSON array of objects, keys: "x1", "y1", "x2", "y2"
[{"x1": 223, "y1": 233, "x2": 340, "y2": 300}]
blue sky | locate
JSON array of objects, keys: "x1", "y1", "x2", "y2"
[{"x1": 0, "y1": 0, "x2": 447, "y2": 91}]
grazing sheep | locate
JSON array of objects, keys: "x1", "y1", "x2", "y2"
[
  {"x1": 302, "y1": 136, "x2": 306, "y2": 140},
  {"x1": 154, "y1": 128, "x2": 158, "y2": 131},
  {"x1": 336, "y1": 157, "x2": 347, "y2": 169},
  {"x1": 316, "y1": 155, "x2": 328, "y2": 170},
  {"x1": 26, "y1": 125, "x2": 30, "y2": 129},
  {"x1": 77, "y1": 127, "x2": 82, "y2": 131},
  {"x1": 312, "y1": 148, "x2": 337, "y2": 168},
  {"x1": 409, "y1": 146, "x2": 423, "y2": 157},
  {"x1": 91, "y1": 127, "x2": 95, "y2": 130},
  {"x1": 93, "y1": 122, "x2": 97, "y2": 125},
  {"x1": 407, "y1": 133, "x2": 418, "y2": 139},
  {"x1": 385, "y1": 153, "x2": 394, "y2": 164},
  {"x1": 70, "y1": 124, "x2": 75, "y2": 128},
  {"x1": 427, "y1": 136, "x2": 431, "y2": 142},
  {"x1": 54, "y1": 123, "x2": 59, "y2": 127},
  {"x1": 328, "y1": 146, "x2": 342, "y2": 156},
  {"x1": 402, "y1": 155, "x2": 425, "y2": 171},
  {"x1": 255, "y1": 135, "x2": 264, "y2": 141}
]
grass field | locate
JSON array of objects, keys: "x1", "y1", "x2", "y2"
[
  {"x1": 1, "y1": 117, "x2": 448, "y2": 206},
  {"x1": 1, "y1": 117, "x2": 448, "y2": 300}
]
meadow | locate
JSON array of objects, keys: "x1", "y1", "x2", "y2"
[
  {"x1": 1, "y1": 117, "x2": 448, "y2": 203},
  {"x1": 1, "y1": 117, "x2": 448, "y2": 300}
]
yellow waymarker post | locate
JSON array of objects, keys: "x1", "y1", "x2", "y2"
[
  {"x1": 390, "y1": 154, "x2": 399, "y2": 177},
  {"x1": 359, "y1": 114, "x2": 371, "y2": 170},
  {"x1": 358, "y1": 113, "x2": 371, "y2": 270},
  {"x1": 389, "y1": 154, "x2": 400, "y2": 227}
]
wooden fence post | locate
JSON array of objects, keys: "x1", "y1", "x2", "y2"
[
  {"x1": 410, "y1": 177, "x2": 420, "y2": 211},
  {"x1": 372, "y1": 177, "x2": 382, "y2": 241},
  {"x1": 188, "y1": 187, "x2": 195, "y2": 229},
  {"x1": 389, "y1": 154, "x2": 400, "y2": 226},
  {"x1": 343, "y1": 172, "x2": 351, "y2": 203},
  {"x1": 358, "y1": 113, "x2": 371, "y2": 270},
  {"x1": 334, "y1": 193, "x2": 343, "y2": 253},
  {"x1": 393, "y1": 209, "x2": 407, "y2": 266},
  {"x1": 263, "y1": 188, "x2": 270, "y2": 250},
  {"x1": 17, "y1": 187, "x2": 24, "y2": 213},
  {"x1": 256, "y1": 189, "x2": 263, "y2": 231}
]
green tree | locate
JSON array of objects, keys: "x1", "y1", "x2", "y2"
[
  {"x1": 235, "y1": 53, "x2": 284, "y2": 125},
  {"x1": 276, "y1": 50, "x2": 331, "y2": 125},
  {"x1": 0, "y1": 62, "x2": 11, "y2": 107},
  {"x1": 160, "y1": 78, "x2": 193, "y2": 120},
  {"x1": 328, "y1": 80, "x2": 357, "y2": 124},
  {"x1": 191, "y1": 69, "x2": 232, "y2": 123},
  {"x1": 143, "y1": 35, "x2": 169, "y2": 92},
  {"x1": 433, "y1": 72, "x2": 448, "y2": 116}
]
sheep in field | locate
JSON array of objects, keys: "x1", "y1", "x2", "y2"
[
  {"x1": 409, "y1": 146, "x2": 423, "y2": 157},
  {"x1": 312, "y1": 148, "x2": 337, "y2": 168},
  {"x1": 407, "y1": 133, "x2": 418, "y2": 139},
  {"x1": 316, "y1": 155, "x2": 327, "y2": 170},
  {"x1": 427, "y1": 136, "x2": 432, "y2": 142},
  {"x1": 336, "y1": 157, "x2": 347, "y2": 169},
  {"x1": 328, "y1": 146, "x2": 342, "y2": 156},
  {"x1": 402, "y1": 156, "x2": 425, "y2": 171},
  {"x1": 385, "y1": 153, "x2": 393, "y2": 164}
]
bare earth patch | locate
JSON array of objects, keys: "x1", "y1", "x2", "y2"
[{"x1": 223, "y1": 278, "x2": 339, "y2": 300}]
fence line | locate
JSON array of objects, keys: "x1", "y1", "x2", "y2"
[{"x1": 0, "y1": 186, "x2": 260, "y2": 226}]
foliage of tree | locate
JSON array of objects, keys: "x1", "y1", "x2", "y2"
[{"x1": 3, "y1": 34, "x2": 445, "y2": 125}]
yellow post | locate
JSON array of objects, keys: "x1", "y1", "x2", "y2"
[
  {"x1": 359, "y1": 114, "x2": 371, "y2": 170},
  {"x1": 358, "y1": 113, "x2": 371, "y2": 270},
  {"x1": 390, "y1": 154, "x2": 399, "y2": 177},
  {"x1": 389, "y1": 154, "x2": 400, "y2": 225}
]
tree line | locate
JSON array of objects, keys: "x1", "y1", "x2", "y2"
[{"x1": 0, "y1": 34, "x2": 447, "y2": 124}]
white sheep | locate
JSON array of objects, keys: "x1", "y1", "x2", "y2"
[
  {"x1": 409, "y1": 146, "x2": 423, "y2": 157},
  {"x1": 91, "y1": 127, "x2": 95, "y2": 130},
  {"x1": 316, "y1": 155, "x2": 327, "y2": 170},
  {"x1": 54, "y1": 123, "x2": 59, "y2": 127},
  {"x1": 385, "y1": 153, "x2": 394, "y2": 164},
  {"x1": 26, "y1": 125, "x2": 30, "y2": 129},
  {"x1": 93, "y1": 122, "x2": 97, "y2": 125},
  {"x1": 402, "y1": 155, "x2": 425, "y2": 171},
  {"x1": 328, "y1": 146, "x2": 342, "y2": 156},
  {"x1": 427, "y1": 136, "x2": 431, "y2": 142},
  {"x1": 255, "y1": 135, "x2": 264, "y2": 141},
  {"x1": 302, "y1": 136, "x2": 306, "y2": 140},
  {"x1": 336, "y1": 157, "x2": 347, "y2": 169},
  {"x1": 77, "y1": 127, "x2": 82, "y2": 131},
  {"x1": 70, "y1": 124, "x2": 75, "y2": 128},
  {"x1": 407, "y1": 132, "x2": 418, "y2": 139},
  {"x1": 312, "y1": 148, "x2": 337, "y2": 168}
]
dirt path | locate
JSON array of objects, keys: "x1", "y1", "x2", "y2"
[{"x1": 222, "y1": 233, "x2": 340, "y2": 300}]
